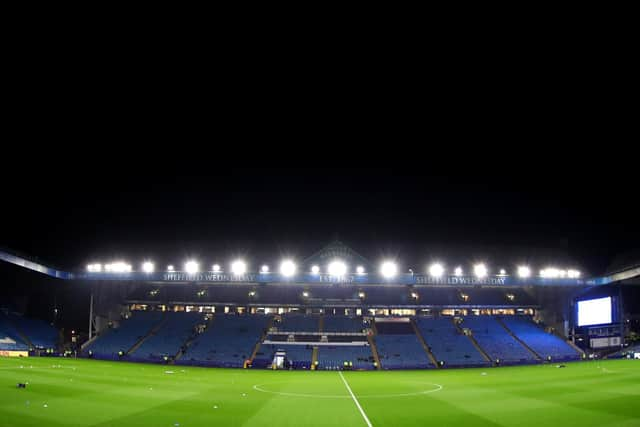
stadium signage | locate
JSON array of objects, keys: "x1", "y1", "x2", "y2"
[
  {"x1": 415, "y1": 276, "x2": 507, "y2": 286},
  {"x1": 163, "y1": 273, "x2": 257, "y2": 282}
]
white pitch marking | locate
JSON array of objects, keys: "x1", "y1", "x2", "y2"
[{"x1": 339, "y1": 371, "x2": 373, "y2": 427}]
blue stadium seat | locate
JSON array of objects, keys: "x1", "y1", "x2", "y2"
[{"x1": 415, "y1": 317, "x2": 488, "y2": 367}]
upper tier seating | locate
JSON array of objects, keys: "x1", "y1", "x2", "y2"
[
  {"x1": 86, "y1": 311, "x2": 164, "y2": 359},
  {"x1": 322, "y1": 316, "x2": 365, "y2": 333},
  {"x1": 178, "y1": 314, "x2": 271, "y2": 368},
  {"x1": 460, "y1": 316, "x2": 535, "y2": 364},
  {"x1": 500, "y1": 316, "x2": 580, "y2": 361},
  {"x1": 415, "y1": 317, "x2": 488, "y2": 367},
  {"x1": 132, "y1": 312, "x2": 203, "y2": 361},
  {"x1": 276, "y1": 314, "x2": 319, "y2": 332}
]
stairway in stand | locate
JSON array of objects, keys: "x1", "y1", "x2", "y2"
[
  {"x1": 452, "y1": 318, "x2": 492, "y2": 364},
  {"x1": 411, "y1": 319, "x2": 439, "y2": 368}
]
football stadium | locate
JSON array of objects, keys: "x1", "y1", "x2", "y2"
[{"x1": 1, "y1": 240, "x2": 639, "y2": 427}]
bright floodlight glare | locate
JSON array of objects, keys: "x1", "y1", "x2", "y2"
[
  {"x1": 142, "y1": 262, "x2": 154, "y2": 273},
  {"x1": 167, "y1": 265, "x2": 175, "y2": 272},
  {"x1": 280, "y1": 260, "x2": 296, "y2": 277},
  {"x1": 356, "y1": 266, "x2": 365, "y2": 274},
  {"x1": 358, "y1": 292, "x2": 365, "y2": 298},
  {"x1": 380, "y1": 261, "x2": 397, "y2": 278},
  {"x1": 429, "y1": 263, "x2": 444, "y2": 278},
  {"x1": 212, "y1": 264, "x2": 221, "y2": 272},
  {"x1": 185, "y1": 261, "x2": 199, "y2": 274},
  {"x1": 517, "y1": 266, "x2": 531, "y2": 278},
  {"x1": 568, "y1": 269, "x2": 581, "y2": 278},
  {"x1": 499, "y1": 269, "x2": 506, "y2": 275},
  {"x1": 231, "y1": 260, "x2": 247, "y2": 275},
  {"x1": 302, "y1": 291, "x2": 309, "y2": 297},
  {"x1": 474, "y1": 263, "x2": 488, "y2": 278},
  {"x1": 261, "y1": 265, "x2": 269, "y2": 273},
  {"x1": 454, "y1": 266, "x2": 463, "y2": 276},
  {"x1": 328, "y1": 260, "x2": 347, "y2": 276},
  {"x1": 311, "y1": 265, "x2": 320, "y2": 274}
]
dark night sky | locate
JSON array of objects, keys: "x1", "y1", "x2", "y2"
[{"x1": 2, "y1": 166, "x2": 638, "y2": 276}]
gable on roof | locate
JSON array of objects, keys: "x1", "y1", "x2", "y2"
[{"x1": 303, "y1": 240, "x2": 371, "y2": 269}]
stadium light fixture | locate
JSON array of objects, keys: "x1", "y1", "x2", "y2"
[
  {"x1": 302, "y1": 291, "x2": 309, "y2": 298},
  {"x1": 185, "y1": 261, "x2": 199, "y2": 274},
  {"x1": 231, "y1": 260, "x2": 247, "y2": 276},
  {"x1": 328, "y1": 260, "x2": 347, "y2": 276},
  {"x1": 261, "y1": 265, "x2": 269, "y2": 273},
  {"x1": 167, "y1": 265, "x2": 174, "y2": 272},
  {"x1": 356, "y1": 266, "x2": 365, "y2": 275},
  {"x1": 517, "y1": 266, "x2": 531, "y2": 278},
  {"x1": 568, "y1": 269, "x2": 581, "y2": 278},
  {"x1": 142, "y1": 262, "x2": 154, "y2": 273},
  {"x1": 212, "y1": 264, "x2": 221, "y2": 273},
  {"x1": 380, "y1": 261, "x2": 398, "y2": 278},
  {"x1": 105, "y1": 262, "x2": 131, "y2": 273},
  {"x1": 87, "y1": 263, "x2": 102, "y2": 272},
  {"x1": 358, "y1": 291, "x2": 365, "y2": 298},
  {"x1": 429, "y1": 263, "x2": 444, "y2": 278},
  {"x1": 499, "y1": 269, "x2": 507, "y2": 276},
  {"x1": 280, "y1": 260, "x2": 296, "y2": 277},
  {"x1": 454, "y1": 266, "x2": 463, "y2": 276},
  {"x1": 474, "y1": 263, "x2": 488, "y2": 278},
  {"x1": 311, "y1": 265, "x2": 320, "y2": 274}
]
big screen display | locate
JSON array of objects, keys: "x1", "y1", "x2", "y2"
[{"x1": 577, "y1": 296, "x2": 612, "y2": 326}]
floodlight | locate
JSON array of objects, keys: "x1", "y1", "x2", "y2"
[
  {"x1": 356, "y1": 266, "x2": 365, "y2": 274},
  {"x1": 568, "y1": 269, "x2": 581, "y2": 278},
  {"x1": 517, "y1": 266, "x2": 531, "y2": 278},
  {"x1": 358, "y1": 292, "x2": 365, "y2": 298},
  {"x1": 499, "y1": 269, "x2": 506, "y2": 275},
  {"x1": 142, "y1": 262, "x2": 154, "y2": 273},
  {"x1": 167, "y1": 265, "x2": 175, "y2": 272},
  {"x1": 311, "y1": 265, "x2": 320, "y2": 274},
  {"x1": 328, "y1": 260, "x2": 347, "y2": 276},
  {"x1": 429, "y1": 263, "x2": 444, "y2": 278},
  {"x1": 454, "y1": 266, "x2": 463, "y2": 276},
  {"x1": 231, "y1": 260, "x2": 247, "y2": 275},
  {"x1": 280, "y1": 260, "x2": 296, "y2": 277},
  {"x1": 474, "y1": 263, "x2": 487, "y2": 278},
  {"x1": 185, "y1": 261, "x2": 199, "y2": 274},
  {"x1": 380, "y1": 261, "x2": 397, "y2": 278},
  {"x1": 261, "y1": 265, "x2": 269, "y2": 273},
  {"x1": 212, "y1": 264, "x2": 221, "y2": 272},
  {"x1": 302, "y1": 291, "x2": 309, "y2": 297}
]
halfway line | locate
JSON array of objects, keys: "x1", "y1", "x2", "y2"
[{"x1": 338, "y1": 371, "x2": 373, "y2": 427}]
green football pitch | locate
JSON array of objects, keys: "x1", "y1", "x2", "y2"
[{"x1": 0, "y1": 357, "x2": 638, "y2": 427}]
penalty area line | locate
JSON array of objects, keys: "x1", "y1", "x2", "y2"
[{"x1": 338, "y1": 371, "x2": 373, "y2": 427}]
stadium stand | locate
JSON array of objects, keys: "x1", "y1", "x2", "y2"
[
  {"x1": 0, "y1": 311, "x2": 57, "y2": 351},
  {"x1": 374, "y1": 321, "x2": 432, "y2": 369},
  {"x1": 500, "y1": 316, "x2": 580, "y2": 361},
  {"x1": 415, "y1": 317, "x2": 488, "y2": 367},
  {"x1": 177, "y1": 314, "x2": 271, "y2": 368},
  {"x1": 0, "y1": 315, "x2": 29, "y2": 351},
  {"x1": 85, "y1": 311, "x2": 164, "y2": 359},
  {"x1": 130, "y1": 312, "x2": 203, "y2": 361},
  {"x1": 460, "y1": 316, "x2": 536, "y2": 364},
  {"x1": 316, "y1": 345, "x2": 374, "y2": 370}
]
